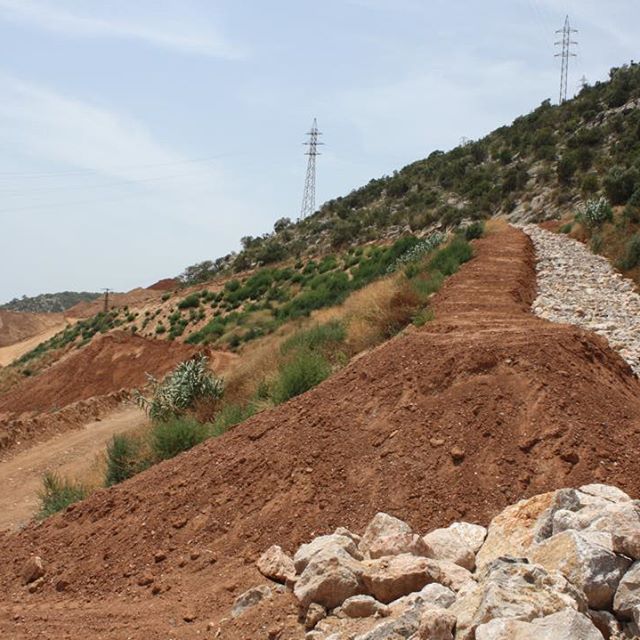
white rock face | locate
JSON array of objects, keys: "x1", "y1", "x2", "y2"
[
  {"x1": 475, "y1": 609, "x2": 604, "y2": 640},
  {"x1": 294, "y1": 546, "x2": 365, "y2": 609},
  {"x1": 614, "y1": 561, "x2": 640, "y2": 622},
  {"x1": 449, "y1": 558, "x2": 587, "y2": 640},
  {"x1": 528, "y1": 530, "x2": 630, "y2": 610},
  {"x1": 521, "y1": 223, "x2": 640, "y2": 375},
  {"x1": 294, "y1": 533, "x2": 363, "y2": 573},
  {"x1": 256, "y1": 545, "x2": 296, "y2": 584},
  {"x1": 359, "y1": 512, "x2": 415, "y2": 558},
  {"x1": 423, "y1": 526, "x2": 477, "y2": 571}
]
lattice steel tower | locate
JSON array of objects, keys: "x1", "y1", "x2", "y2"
[
  {"x1": 555, "y1": 15, "x2": 578, "y2": 104},
  {"x1": 299, "y1": 118, "x2": 323, "y2": 220}
]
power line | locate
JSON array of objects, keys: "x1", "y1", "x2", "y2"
[
  {"x1": 555, "y1": 15, "x2": 578, "y2": 104},
  {"x1": 299, "y1": 118, "x2": 323, "y2": 220}
]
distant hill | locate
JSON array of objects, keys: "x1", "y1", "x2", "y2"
[{"x1": 0, "y1": 291, "x2": 101, "y2": 314}]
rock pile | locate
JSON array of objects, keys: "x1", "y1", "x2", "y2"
[
  {"x1": 521, "y1": 224, "x2": 640, "y2": 375},
  {"x1": 236, "y1": 484, "x2": 640, "y2": 639}
]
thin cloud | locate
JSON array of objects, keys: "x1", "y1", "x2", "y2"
[{"x1": 0, "y1": 0, "x2": 246, "y2": 58}]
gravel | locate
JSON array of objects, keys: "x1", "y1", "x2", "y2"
[{"x1": 521, "y1": 224, "x2": 640, "y2": 375}]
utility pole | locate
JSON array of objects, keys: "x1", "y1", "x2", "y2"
[
  {"x1": 101, "y1": 288, "x2": 112, "y2": 313},
  {"x1": 555, "y1": 15, "x2": 578, "y2": 104},
  {"x1": 299, "y1": 118, "x2": 323, "y2": 220}
]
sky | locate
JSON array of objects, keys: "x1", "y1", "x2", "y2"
[{"x1": 0, "y1": 0, "x2": 637, "y2": 303}]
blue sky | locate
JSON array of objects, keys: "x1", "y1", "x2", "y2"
[{"x1": 0, "y1": 0, "x2": 637, "y2": 302}]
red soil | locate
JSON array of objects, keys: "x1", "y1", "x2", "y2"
[
  {"x1": 0, "y1": 310, "x2": 65, "y2": 348},
  {"x1": 0, "y1": 332, "x2": 201, "y2": 416},
  {"x1": 146, "y1": 278, "x2": 179, "y2": 291},
  {"x1": 3, "y1": 225, "x2": 640, "y2": 639}
]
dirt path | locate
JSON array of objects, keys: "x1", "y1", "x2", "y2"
[
  {"x1": 0, "y1": 405, "x2": 147, "y2": 531},
  {"x1": 0, "y1": 322, "x2": 68, "y2": 367}
]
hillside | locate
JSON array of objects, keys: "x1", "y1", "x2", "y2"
[
  {"x1": 0, "y1": 310, "x2": 66, "y2": 348},
  {"x1": 3, "y1": 226, "x2": 640, "y2": 638},
  {"x1": 175, "y1": 62, "x2": 640, "y2": 282},
  {"x1": 0, "y1": 291, "x2": 101, "y2": 314}
]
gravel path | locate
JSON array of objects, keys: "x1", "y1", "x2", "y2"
[{"x1": 521, "y1": 224, "x2": 640, "y2": 375}]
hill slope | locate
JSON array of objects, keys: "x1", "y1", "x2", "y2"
[
  {"x1": 1, "y1": 292, "x2": 100, "y2": 314},
  {"x1": 3, "y1": 225, "x2": 640, "y2": 638}
]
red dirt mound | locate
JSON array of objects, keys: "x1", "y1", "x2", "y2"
[
  {"x1": 146, "y1": 278, "x2": 179, "y2": 291},
  {"x1": 3, "y1": 226, "x2": 640, "y2": 639},
  {"x1": 0, "y1": 332, "x2": 200, "y2": 415},
  {"x1": 0, "y1": 310, "x2": 65, "y2": 348}
]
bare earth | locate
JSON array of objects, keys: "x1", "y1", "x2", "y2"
[
  {"x1": 0, "y1": 322, "x2": 69, "y2": 367},
  {"x1": 0, "y1": 405, "x2": 147, "y2": 531}
]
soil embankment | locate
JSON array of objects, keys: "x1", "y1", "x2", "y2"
[
  {"x1": 0, "y1": 310, "x2": 66, "y2": 349},
  {"x1": 2, "y1": 225, "x2": 640, "y2": 638}
]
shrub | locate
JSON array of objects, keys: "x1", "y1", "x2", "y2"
[
  {"x1": 212, "y1": 402, "x2": 257, "y2": 434},
  {"x1": 604, "y1": 166, "x2": 639, "y2": 205},
  {"x1": 463, "y1": 221, "x2": 485, "y2": 240},
  {"x1": 428, "y1": 238, "x2": 473, "y2": 275},
  {"x1": 272, "y1": 350, "x2": 331, "y2": 404},
  {"x1": 560, "y1": 223, "x2": 573, "y2": 234},
  {"x1": 281, "y1": 321, "x2": 346, "y2": 355},
  {"x1": 619, "y1": 234, "x2": 640, "y2": 270},
  {"x1": 37, "y1": 472, "x2": 88, "y2": 519},
  {"x1": 576, "y1": 197, "x2": 613, "y2": 228},
  {"x1": 151, "y1": 417, "x2": 210, "y2": 461},
  {"x1": 177, "y1": 294, "x2": 200, "y2": 310},
  {"x1": 105, "y1": 434, "x2": 144, "y2": 486},
  {"x1": 134, "y1": 355, "x2": 224, "y2": 422}
]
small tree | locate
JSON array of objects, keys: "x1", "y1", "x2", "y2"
[
  {"x1": 576, "y1": 197, "x2": 613, "y2": 228},
  {"x1": 134, "y1": 355, "x2": 224, "y2": 422}
]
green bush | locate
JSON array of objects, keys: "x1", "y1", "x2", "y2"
[
  {"x1": 272, "y1": 350, "x2": 331, "y2": 404},
  {"x1": 619, "y1": 234, "x2": 640, "y2": 270},
  {"x1": 428, "y1": 238, "x2": 473, "y2": 275},
  {"x1": 281, "y1": 321, "x2": 346, "y2": 355},
  {"x1": 134, "y1": 355, "x2": 224, "y2": 422},
  {"x1": 177, "y1": 294, "x2": 200, "y2": 310},
  {"x1": 577, "y1": 197, "x2": 613, "y2": 228},
  {"x1": 151, "y1": 417, "x2": 210, "y2": 461},
  {"x1": 212, "y1": 403, "x2": 257, "y2": 434},
  {"x1": 37, "y1": 472, "x2": 88, "y2": 519},
  {"x1": 463, "y1": 221, "x2": 485, "y2": 240},
  {"x1": 604, "y1": 166, "x2": 639, "y2": 205},
  {"x1": 105, "y1": 434, "x2": 145, "y2": 486},
  {"x1": 560, "y1": 223, "x2": 573, "y2": 234}
]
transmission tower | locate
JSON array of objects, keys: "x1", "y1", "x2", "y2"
[
  {"x1": 101, "y1": 288, "x2": 112, "y2": 313},
  {"x1": 555, "y1": 15, "x2": 578, "y2": 104},
  {"x1": 299, "y1": 118, "x2": 323, "y2": 220}
]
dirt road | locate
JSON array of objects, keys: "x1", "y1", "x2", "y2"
[{"x1": 0, "y1": 405, "x2": 147, "y2": 531}]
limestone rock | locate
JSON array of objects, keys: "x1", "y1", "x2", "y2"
[
  {"x1": 294, "y1": 547, "x2": 365, "y2": 610},
  {"x1": 579, "y1": 484, "x2": 631, "y2": 504},
  {"x1": 476, "y1": 492, "x2": 556, "y2": 568},
  {"x1": 335, "y1": 595, "x2": 389, "y2": 619},
  {"x1": 304, "y1": 603, "x2": 326, "y2": 630},
  {"x1": 390, "y1": 583, "x2": 457, "y2": 615},
  {"x1": 448, "y1": 522, "x2": 487, "y2": 554},
  {"x1": 423, "y1": 526, "x2": 477, "y2": 571},
  {"x1": 614, "y1": 561, "x2": 640, "y2": 621},
  {"x1": 231, "y1": 585, "x2": 272, "y2": 618},
  {"x1": 294, "y1": 534, "x2": 363, "y2": 573},
  {"x1": 21, "y1": 556, "x2": 45, "y2": 585},
  {"x1": 362, "y1": 554, "x2": 439, "y2": 604},
  {"x1": 416, "y1": 605, "x2": 456, "y2": 640},
  {"x1": 368, "y1": 532, "x2": 429, "y2": 560},
  {"x1": 590, "y1": 609, "x2": 622, "y2": 640},
  {"x1": 450, "y1": 557, "x2": 586, "y2": 640},
  {"x1": 257, "y1": 545, "x2": 296, "y2": 584},
  {"x1": 529, "y1": 530, "x2": 630, "y2": 609},
  {"x1": 359, "y1": 513, "x2": 413, "y2": 558},
  {"x1": 475, "y1": 609, "x2": 604, "y2": 640}
]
